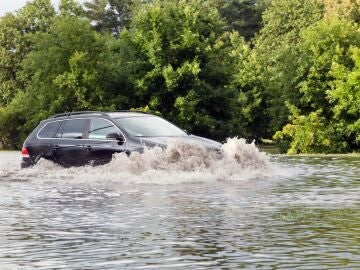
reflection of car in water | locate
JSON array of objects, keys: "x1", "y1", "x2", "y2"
[{"x1": 21, "y1": 111, "x2": 221, "y2": 168}]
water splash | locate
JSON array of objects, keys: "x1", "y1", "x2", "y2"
[{"x1": 1, "y1": 138, "x2": 275, "y2": 184}]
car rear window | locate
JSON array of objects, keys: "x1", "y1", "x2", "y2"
[
  {"x1": 38, "y1": 121, "x2": 62, "y2": 138},
  {"x1": 61, "y1": 119, "x2": 87, "y2": 139}
]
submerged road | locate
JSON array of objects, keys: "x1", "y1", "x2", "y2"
[{"x1": 0, "y1": 148, "x2": 359, "y2": 269}]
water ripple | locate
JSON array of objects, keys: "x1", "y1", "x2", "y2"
[{"x1": 0, "y1": 153, "x2": 359, "y2": 269}]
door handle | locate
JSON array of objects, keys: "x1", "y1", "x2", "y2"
[
  {"x1": 86, "y1": 145, "x2": 92, "y2": 151},
  {"x1": 53, "y1": 145, "x2": 59, "y2": 151}
]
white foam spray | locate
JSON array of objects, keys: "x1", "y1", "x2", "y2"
[{"x1": 1, "y1": 138, "x2": 276, "y2": 184}]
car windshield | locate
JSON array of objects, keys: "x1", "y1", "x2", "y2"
[{"x1": 115, "y1": 116, "x2": 187, "y2": 137}]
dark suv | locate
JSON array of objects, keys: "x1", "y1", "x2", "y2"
[{"x1": 21, "y1": 111, "x2": 221, "y2": 168}]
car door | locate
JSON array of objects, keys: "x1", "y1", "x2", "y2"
[
  {"x1": 83, "y1": 118, "x2": 126, "y2": 166},
  {"x1": 52, "y1": 118, "x2": 88, "y2": 167},
  {"x1": 32, "y1": 120, "x2": 64, "y2": 163}
]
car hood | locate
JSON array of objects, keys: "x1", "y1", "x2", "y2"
[{"x1": 138, "y1": 135, "x2": 222, "y2": 150}]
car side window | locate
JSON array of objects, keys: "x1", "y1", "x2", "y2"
[
  {"x1": 61, "y1": 119, "x2": 87, "y2": 139},
  {"x1": 89, "y1": 118, "x2": 118, "y2": 140},
  {"x1": 38, "y1": 121, "x2": 62, "y2": 138}
]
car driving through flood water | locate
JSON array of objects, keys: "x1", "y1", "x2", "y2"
[{"x1": 21, "y1": 111, "x2": 221, "y2": 168}]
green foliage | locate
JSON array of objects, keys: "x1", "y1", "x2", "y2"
[
  {"x1": 17, "y1": 0, "x2": 56, "y2": 31},
  {"x1": 230, "y1": 35, "x2": 269, "y2": 139},
  {"x1": 252, "y1": 0, "x2": 324, "y2": 134},
  {"x1": 22, "y1": 15, "x2": 128, "y2": 114},
  {"x1": 215, "y1": 0, "x2": 268, "y2": 41},
  {"x1": 0, "y1": 0, "x2": 56, "y2": 148},
  {"x1": 0, "y1": 0, "x2": 359, "y2": 153},
  {"x1": 0, "y1": 94, "x2": 27, "y2": 149},
  {"x1": 0, "y1": 13, "x2": 26, "y2": 106},
  {"x1": 298, "y1": 20, "x2": 360, "y2": 112},
  {"x1": 329, "y1": 47, "x2": 360, "y2": 146},
  {"x1": 59, "y1": 0, "x2": 86, "y2": 17},
  {"x1": 109, "y1": 0, "x2": 138, "y2": 30},
  {"x1": 274, "y1": 19, "x2": 360, "y2": 153},
  {"x1": 125, "y1": 0, "x2": 249, "y2": 140},
  {"x1": 2, "y1": 15, "x2": 130, "y2": 147},
  {"x1": 84, "y1": 0, "x2": 135, "y2": 34},
  {"x1": 0, "y1": 0, "x2": 55, "y2": 106},
  {"x1": 273, "y1": 105, "x2": 347, "y2": 154},
  {"x1": 322, "y1": 0, "x2": 360, "y2": 23}
]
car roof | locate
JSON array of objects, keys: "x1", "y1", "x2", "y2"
[
  {"x1": 106, "y1": 112, "x2": 154, "y2": 118},
  {"x1": 48, "y1": 111, "x2": 152, "y2": 120}
]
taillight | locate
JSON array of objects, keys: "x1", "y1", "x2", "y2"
[{"x1": 22, "y1": 147, "x2": 30, "y2": 158}]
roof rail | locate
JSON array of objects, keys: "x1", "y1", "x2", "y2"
[
  {"x1": 111, "y1": 110, "x2": 151, "y2": 114},
  {"x1": 51, "y1": 111, "x2": 108, "y2": 118}
]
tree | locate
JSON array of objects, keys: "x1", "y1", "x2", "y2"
[
  {"x1": 0, "y1": 93, "x2": 29, "y2": 149},
  {"x1": 17, "y1": 0, "x2": 55, "y2": 32},
  {"x1": 216, "y1": 0, "x2": 268, "y2": 41},
  {"x1": 0, "y1": 13, "x2": 26, "y2": 106},
  {"x1": 328, "y1": 47, "x2": 360, "y2": 149},
  {"x1": 1, "y1": 14, "x2": 131, "y2": 148},
  {"x1": 123, "y1": 0, "x2": 249, "y2": 140},
  {"x1": 0, "y1": 0, "x2": 56, "y2": 148},
  {"x1": 109, "y1": 0, "x2": 138, "y2": 30},
  {"x1": 322, "y1": 0, "x2": 360, "y2": 23},
  {"x1": 274, "y1": 19, "x2": 360, "y2": 153},
  {"x1": 0, "y1": 0, "x2": 55, "y2": 106},
  {"x1": 59, "y1": 0, "x2": 85, "y2": 17},
  {"x1": 84, "y1": 0, "x2": 135, "y2": 34},
  {"x1": 249, "y1": 0, "x2": 324, "y2": 136}
]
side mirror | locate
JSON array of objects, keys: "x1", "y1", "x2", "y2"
[{"x1": 106, "y1": 133, "x2": 125, "y2": 144}]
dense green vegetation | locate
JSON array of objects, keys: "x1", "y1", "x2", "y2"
[{"x1": 0, "y1": 0, "x2": 359, "y2": 153}]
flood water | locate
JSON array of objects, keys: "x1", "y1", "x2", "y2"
[{"x1": 0, "y1": 140, "x2": 359, "y2": 269}]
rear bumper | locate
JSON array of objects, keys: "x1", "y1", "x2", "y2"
[{"x1": 21, "y1": 158, "x2": 33, "y2": 169}]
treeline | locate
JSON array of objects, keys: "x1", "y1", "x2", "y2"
[{"x1": 0, "y1": 0, "x2": 359, "y2": 153}]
